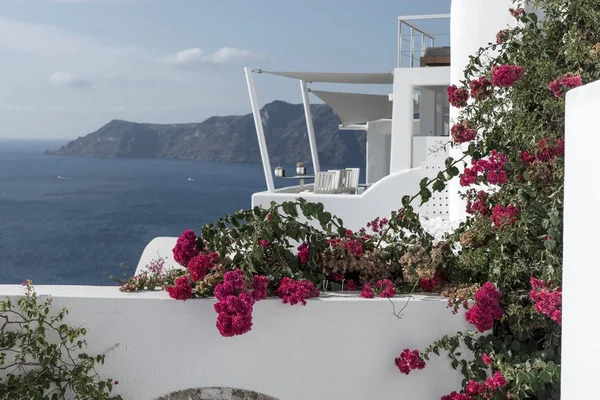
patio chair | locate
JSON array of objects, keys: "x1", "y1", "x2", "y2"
[
  {"x1": 344, "y1": 168, "x2": 360, "y2": 194},
  {"x1": 315, "y1": 171, "x2": 341, "y2": 194}
]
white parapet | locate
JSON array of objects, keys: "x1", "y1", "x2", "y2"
[
  {"x1": 0, "y1": 285, "x2": 470, "y2": 400},
  {"x1": 562, "y1": 80, "x2": 600, "y2": 398}
]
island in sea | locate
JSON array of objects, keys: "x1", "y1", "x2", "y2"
[{"x1": 45, "y1": 101, "x2": 366, "y2": 167}]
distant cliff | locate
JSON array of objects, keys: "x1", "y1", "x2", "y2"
[{"x1": 45, "y1": 101, "x2": 366, "y2": 167}]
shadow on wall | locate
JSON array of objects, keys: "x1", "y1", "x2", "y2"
[{"x1": 155, "y1": 387, "x2": 278, "y2": 400}]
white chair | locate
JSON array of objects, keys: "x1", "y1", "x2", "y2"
[
  {"x1": 315, "y1": 171, "x2": 342, "y2": 194},
  {"x1": 344, "y1": 168, "x2": 360, "y2": 194}
]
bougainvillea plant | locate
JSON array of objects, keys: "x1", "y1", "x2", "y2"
[
  {"x1": 117, "y1": 0, "x2": 598, "y2": 398},
  {"x1": 0, "y1": 281, "x2": 122, "y2": 400}
]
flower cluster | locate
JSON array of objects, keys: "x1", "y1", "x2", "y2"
[
  {"x1": 509, "y1": 7, "x2": 525, "y2": 17},
  {"x1": 394, "y1": 349, "x2": 426, "y2": 375},
  {"x1": 275, "y1": 277, "x2": 319, "y2": 306},
  {"x1": 491, "y1": 204, "x2": 520, "y2": 228},
  {"x1": 419, "y1": 269, "x2": 443, "y2": 292},
  {"x1": 465, "y1": 282, "x2": 503, "y2": 332},
  {"x1": 166, "y1": 276, "x2": 193, "y2": 301},
  {"x1": 469, "y1": 76, "x2": 493, "y2": 100},
  {"x1": 447, "y1": 84, "x2": 470, "y2": 108},
  {"x1": 213, "y1": 270, "x2": 270, "y2": 337},
  {"x1": 259, "y1": 239, "x2": 271, "y2": 248},
  {"x1": 496, "y1": 29, "x2": 508, "y2": 44},
  {"x1": 461, "y1": 371, "x2": 507, "y2": 399},
  {"x1": 465, "y1": 190, "x2": 491, "y2": 216},
  {"x1": 459, "y1": 151, "x2": 508, "y2": 187},
  {"x1": 530, "y1": 278, "x2": 562, "y2": 325},
  {"x1": 173, "y1": 229, "x2": 198, "y2": 266},
  {"x1": 482, "y1": 353, "x2": 493, "y2": 366},
  {"x1": 366, "y1": 216, "x2": 389, "y2": 233},
  {"x1": 522, "y1": 138, "x2": 565, "y2": 166},
  {"x1": 451, "y1": 121, "x2": 477, "y2": 144},
  {"x1": 328, "y1": 233, "x2": 365, "y2": 258},
  {"x1": 491, "y1": 65, "x2": 525, "y2": 87},
  {"x1": 187, "y1": 252, "x2": 219, "y2": 282},
  {"x1": 361, "y1": 279, "x2": 396, "y2": 298},
  {"x1": 548, "y1": 73, "x2": 582, "y2": 97},
  {"x1": 376, "y1": 279, "x2": 396, "y2": 297},
  {"x1": 297, "y1": 242, "x2": 310, "y2": 264},
  {"x1": 344, "y1": 279, "x2": 358, "y2": 291}
]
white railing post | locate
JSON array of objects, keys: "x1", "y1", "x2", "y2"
[
  {"x1": 410, "y1": 27, "x2": 415, "y2": 67},
  {"x1": 397, "y1": 20, "x2": 402, "y2": 67},
  {"x1": 244, "y1": 67, "x2": 275, "y2": 193},
  {"x1": 300, "y1": 80, "x2": 321, "y2": 173}
]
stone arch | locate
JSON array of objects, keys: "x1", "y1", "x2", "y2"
[{"x1": 155, "y1": 387, "x2": 279, "y2": 400}]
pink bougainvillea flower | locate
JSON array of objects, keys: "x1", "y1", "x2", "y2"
[
  {"x1": 469, "y1": 76, "x2": 493, "y2": 100},
  {"x1": 394, "y1": 348, "x2": 426, "y2": 375},
  {"x1": 491, "y1": 65, "x2": 525, "y2": 87},
  {"x1": 376, "y1": 279, "x2": 396, "y2": 298},
  {"x1": 360, "y1": 283, "x2": 375, "y2": 298},
  {"x1": 275, "y1": 277, "x2": 319, "y2": 306},
  {"x1": 297, "y1": 242, "x2": 310, "y2": 264},
  {"x1": 491, "y1": 204, "x2": 520, "y2": 228},
  {"x1": 465, "y1": 282, "x2": 503, "y2": 332},
  {"x1": 447, "y1": 84, "x2": 470, "y2": 108},
  {"x1": 173, "y1": 229, "x2": 198, "y2": 266},
  {"x1": 166, "y1": 276, "x2": 193, "y2": 301},
  {"x1": 530, "y1": 277, "x2": 562, "y2": 325},
  {"x1": 482, "y1": 353, "x2": 493, "y2": 366},
  {"x1": 451, "y1": 121, "x2": 477, "y2": 144},
  {"x1": 509, "y1": 7, "x2": 525, "y2": 17},
  {"x1": 549, "y1": 73, "x2": 582, "y2": 98}
]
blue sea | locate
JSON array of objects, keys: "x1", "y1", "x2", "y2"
[{"x1": 0, "y1": 140, "x2": 273, "y2": 285}]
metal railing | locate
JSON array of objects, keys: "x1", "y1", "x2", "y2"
[{"x1": 397, "y1": 14, "x2": 450, "y2": 68}]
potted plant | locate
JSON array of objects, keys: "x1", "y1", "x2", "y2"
[
  {"x1": 274, "y1": 166, "x2": 285, "y2": 177},
  {"x1": 296, "y1": 162, "x2": 306, "y2": 175}
]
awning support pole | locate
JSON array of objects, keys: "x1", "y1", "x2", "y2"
[
  {"x1": 245, "y1": 67, "x2": 275, "y2": 193},
  {"x1": 300, "y1": 80, "x2": 321, "y2": 173}
]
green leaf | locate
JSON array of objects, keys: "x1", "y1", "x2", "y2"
[{"x1": 432, "y1": 180, "x2": 446, "y2": 192}]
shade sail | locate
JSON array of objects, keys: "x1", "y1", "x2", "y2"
[
  {"x1": 310, "y1": 90, "x2": 393, "y2": 126},
  {"x1": 256, "y1": 70, "x2": 393, "y2": 84}
]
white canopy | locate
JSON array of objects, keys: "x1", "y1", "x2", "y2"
[
  {"x1": 255, "y1": 70, "x2": 393, "y2": 84},
  {"x1": 310, "y1": 90, "x2": 393, "y2": 126}
]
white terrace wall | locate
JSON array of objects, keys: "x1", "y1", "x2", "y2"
[
  {"x1": 0, "y1": 285, "x2": 470, "y2": 400},
  {"x1": 562, "y1": 80, "x2": 600, "y2": 398}
]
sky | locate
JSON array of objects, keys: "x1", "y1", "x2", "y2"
[{"x1": 0, "y1": 0, "x2": 450, "y2": 139}]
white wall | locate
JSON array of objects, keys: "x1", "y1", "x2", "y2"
[
  {"x1": 390, "y1": 67, "x2": 450, "y2": 174},
  {"x1": 448, "y1": 0, "x2": 518, "y2": 221},
  {"x1": 562, "y1": 80, "x2": 600, "y2": 399},
  {"x1": 0, "y1": 285, "x2": 470, "y2": 400}
]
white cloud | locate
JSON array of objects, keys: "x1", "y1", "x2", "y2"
[
  {"x1": 49, "y1": 72, "x2": 91, "y2": 88},
  {"x1": 158, "y1": 47, "x2": 265, "y2": 67},
  {"x1": 0, "y1": 17, "x2": 267, "y2": 138}
]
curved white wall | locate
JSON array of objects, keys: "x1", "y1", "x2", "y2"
[
  {"x1": 0, "y1": 285, "x2": 470, "y2": 400},
  {"x1": 448, "y1": 0, "x2": 518, "y2": 220},
  {"x1": 252, "y1": 168, "x2": 425, "y2": 232}
]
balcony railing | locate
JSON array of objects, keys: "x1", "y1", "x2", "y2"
[{"x1": 397, "y1": 14, "x2": 450, "y2": 68}]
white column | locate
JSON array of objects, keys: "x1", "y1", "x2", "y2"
[
  {"x1": 300, "y1": 80, "x2": 320, "y2": 173},
  {"x1": 245, "y1": 67, "x2": 275, "y2": 192},
  {"x1": 448, "y1": 0, "x2": 518, "y2": 221},
  {"x1": 366, "y1": 120, "x2": 392, "y2": 184},
  {"x1": 562, "y1": 80, "x2": 600, "y2": 399},
  {"x1": 390, "y1": 76, "x2": 413, "y2": 173}
]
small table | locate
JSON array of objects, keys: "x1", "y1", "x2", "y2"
[{"x1": 278, "y1": 174, "x2": 315, "y2": 190}]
